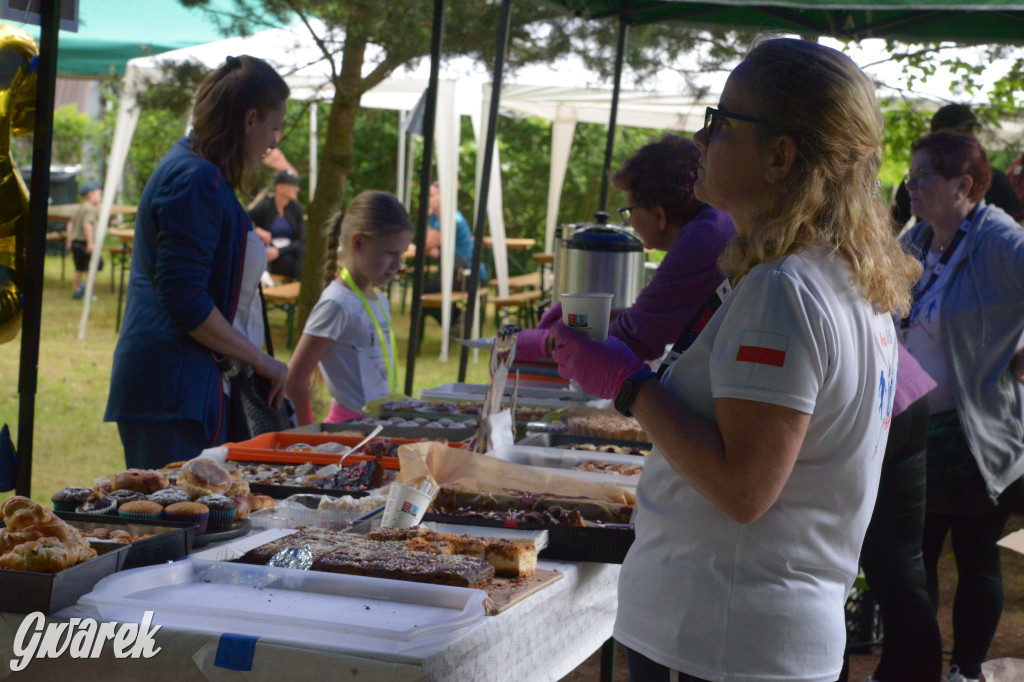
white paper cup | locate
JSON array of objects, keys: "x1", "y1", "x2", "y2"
[
  {"x1": 380, "y1": 483, "x2": 433, "y2": 528},
  {"x1": 560, "y1": 292, "x2": 614, "y2": 341}
]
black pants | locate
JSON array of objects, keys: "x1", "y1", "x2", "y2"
[
  {"x1": 921, "y1": 413, "x2": 1024, "y2": 679},
  {"x1": 854, "y1": 395, "x2": 942, "y2": 682},
  {"x1": 423, "y1": 255, "x2": 468, "y2": 294},
  {"x1": 625, "y1": 647, "x2": 711, "y2": 682}
]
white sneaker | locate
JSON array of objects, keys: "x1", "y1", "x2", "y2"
[{"x1": 946, "y1": 665, "x2": 979, "y2": 682}]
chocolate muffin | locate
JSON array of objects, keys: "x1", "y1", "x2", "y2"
[
  {"x1": 76, "y1": 496, "x2": 118, "y2": 516},
  {"x1": 195, "y1": 494, "x2": 237, "y2": 532},
  {"x1": 147, "y1": 486, "x2": 190, "y2": 508},
  {"x1": 105, "y1": 489, "x2": 147, "y2": 506},
  {"x1": 51, "y1": 486, "x2": 94, "y2": 512}
]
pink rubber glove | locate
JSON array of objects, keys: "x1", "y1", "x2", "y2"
[
  {"x1": 550, "y1": 322, "x2": 648, "y2": 399},
  {"x1": 514, "y1": 328, "x2": 551, "y2": 362},
  {"x1": 537, "y1": 302, "x2": 562, "y2": 330}
]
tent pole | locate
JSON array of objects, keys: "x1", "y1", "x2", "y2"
[
  {"x1": 404, "y1": 0, "x2": 445, "y2": 394},
  {"x1": 458, "y1": 0, "x2": 512, "y2": 381},
  {"x1": 598, "y1": 17, "x2": 628, "y2": 212},
  {"x1": 308, "y1": 103, "x2": 318, "y2": 201},
  {"x1": 16, "y1": 0, "x2": 62, "y2": 497}
]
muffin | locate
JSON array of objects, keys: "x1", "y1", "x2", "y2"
[
  {"x1": 195, "y1": 495, "x2": 237, "y2": 532},
  {"x1": 51, "y1": 486, "x2": 94, "y2": 512},
  {"x1": 147, "y1": 486, "x2": 190, "y2": 508},
  {"x1": 76, "y1": 496, "x2": 118, "y2": 516},
  {"x1": 247, "y1": 494, "x2": 275, "y2": 512},
  {"x1": 178, "y1": 459, "x2": 232, "y2": 499},
  {"x1": 118, "y1": 500, "x2": 164, "y2": 522},
  {"x1": 163, "y1": 501, "x2": 210, "y2": 534},
  {"x1": 105, "y1": 489, "x2": 147, "y2": 506},
  {"x1": 225, "y1": 478, "x2": 250, "y2": 498}
]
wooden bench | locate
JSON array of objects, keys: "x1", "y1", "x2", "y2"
[
  {"x1": 263, "y1": 281, "x2": 301, "y2": 349},
  {"x1": 491, "y1": 289, "x2": 542, "y2": 329},
  {"x1": 489, "y1": 272, "x2": 541, "y2": 292}
]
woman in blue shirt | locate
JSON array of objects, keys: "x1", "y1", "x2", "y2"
[{"x1": 106, "y1": 56, "x2": 290, "y2": 468}]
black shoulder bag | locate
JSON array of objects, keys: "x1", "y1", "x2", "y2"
[{"x1": 222, "y1": 285, "x2": 294, "y2": 442}]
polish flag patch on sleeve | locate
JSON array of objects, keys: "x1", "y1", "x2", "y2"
[{"x1": 736, "y1": 331, "x2": 789, "y2": 367}]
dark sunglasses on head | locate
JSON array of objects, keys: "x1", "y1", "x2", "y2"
[{"x1": 703, "y1": 106, "x2": 775, "y2": 138}]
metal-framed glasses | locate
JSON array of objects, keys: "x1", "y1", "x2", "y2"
[
  {"x1": 903, "y1": 171, "x2": 945, "y2": 187},
  {"x1": 703, "y1": 106, "x2": 774, "y2": 138},
  {"x1": 618, "y1": 205, "x2": 636, "y2": 223}
]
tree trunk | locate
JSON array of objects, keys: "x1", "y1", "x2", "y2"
[{"x1": 296, "y1": 28, "x2": 369, "y2": 331}]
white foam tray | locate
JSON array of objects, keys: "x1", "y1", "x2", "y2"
[
  {"x1": 486, "y1": 445, "x2": 643, "y2": 488},
  {"x1": 80, "y1": 557, "x2": 488, "y2": 650}
]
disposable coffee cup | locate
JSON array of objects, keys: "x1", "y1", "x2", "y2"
[
  {"x1": 380, "y1": 483, "x2": 433, "y2": 528},
  {"x1": 560, "y1": 292, "x2": 614, "y2": 341}
]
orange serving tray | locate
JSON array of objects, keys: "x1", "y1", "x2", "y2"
[{"x1": 226, "y1": 432, "x2": 469, "y2": 468}]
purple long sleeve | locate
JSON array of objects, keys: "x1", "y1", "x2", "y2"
[{"x1": 609, "y1": 206, "x2": 736, "y2": 360}]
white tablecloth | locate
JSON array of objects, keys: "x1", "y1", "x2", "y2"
[{"x1": 0, "y1": 560, "x2": 619, "y2": 681}]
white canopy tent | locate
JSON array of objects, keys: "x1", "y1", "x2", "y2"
[{"x1": 78, "y1": 21, "x2": 713, "y2": 359}]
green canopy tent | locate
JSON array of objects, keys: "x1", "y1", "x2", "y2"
[
  {"x1": 541, "y1": 0, "x2": 1024, "y2": 209},
  {"x1": 14, "y1": 0, "x2": 236, "y2": 76},
  {"x1": 551, "y1": 0, "x2": 1024, "y2": 44}
]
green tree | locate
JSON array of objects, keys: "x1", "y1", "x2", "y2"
[{"x1": 181, "y1": 0, "x2": 751, "y2": 330}]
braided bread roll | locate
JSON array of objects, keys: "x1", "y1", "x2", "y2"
[{"x1": 0, "y1": 495, "x2": 97, "y2": 572}]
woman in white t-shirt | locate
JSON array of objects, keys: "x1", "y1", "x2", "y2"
[
  {"x1": 548, "y1": 38, "x2": 921, "y2": 681},
  {"x1": 284, "y1": 191, "x2": 412, "y2": 424}
]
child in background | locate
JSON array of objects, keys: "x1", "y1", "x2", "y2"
[
  {"x1": 66, "y1": 181, "x2": 103, "y2": 299},
  {"x1": 284, "y1": 191, "x2": 412, "y2": 425}
]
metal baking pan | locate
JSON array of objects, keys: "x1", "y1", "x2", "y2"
[
  {"x1": 0, "y1": 542, "x2": 130, "y2": 614},
  {"x1": 517, "y1": 432, "x2": 652, "y2": 454},
  {"x1": 58, "y1": 511, "x2": 197, "y2": 570},
  {"x1": 422, "y1": 513, "x2": 634, "y2": 564}
]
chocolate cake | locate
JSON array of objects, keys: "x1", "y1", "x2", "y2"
[
  {"x1": 235, "y1": 527, "x2": 353, "y2": 565},
  {"x1": 312, "y1": 543, "x2": 494, "y2": 588},
  {"x1": 431, "y1": 487, "x2": 632, "y2": 525},
  {"x1": 335, "y1": 460, "x2": 382, "y2": 490}
]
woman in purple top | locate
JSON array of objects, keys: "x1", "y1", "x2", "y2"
[
  {"x1": 841, "y1": 343, "x2": 942, "y2": 682},
  {"x1": 517, "y1": 135, "x2": 736, "y2": 364}
]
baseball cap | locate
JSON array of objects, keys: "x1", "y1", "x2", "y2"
[
  {"x1": 275, "y1": 170, "x2": 300, "y2": 186},
  {"x1": 931, "y1": 104, "x2": 979, "y2": 132},
  {"x1": 79, "y1": 181, "x2": 101, "y2": 196}
]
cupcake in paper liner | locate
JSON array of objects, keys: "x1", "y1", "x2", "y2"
[
  {"x1": 117, "y1": 500, "x2": 164, "y2": 522},
  {"x1": 195, "y1": 494, "x2": 237, "y2": 532},
  {"x1": 51, "y1": 486, "x2": 93, "y2": 512},
  {"x1": 147, "y1": 486, "x2": 190, "y2": 508},
  {"x1": 163, "y1": 501, "x2": 210, "y2": 534},
  {"x1": 76, "y1": 495, "x2": 118, "y2": 516}
]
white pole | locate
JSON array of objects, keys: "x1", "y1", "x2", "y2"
[{"x1": 308, "y1": 103, "x2": 318, "y2": 201}]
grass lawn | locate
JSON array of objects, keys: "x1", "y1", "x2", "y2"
[{"x1": 0, "y1": 248, "x2": 492, "y2": 507}]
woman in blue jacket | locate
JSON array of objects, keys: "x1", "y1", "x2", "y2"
[
  {"x1": 900, "y1": 130, "x2": 1024, "y2": 682},
  {"x1": 106, "y1": 56, "x2": 290, "y2": 468}
]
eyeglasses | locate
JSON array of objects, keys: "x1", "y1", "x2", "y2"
[
  {"x1": 703, "y1": 106, "x2": 775, "y2": 138},
  {"x1": 903, "y1": 171, "x2": 945, "y2": 187},
  {"x1": 617, "y1": 206, "x2": 636, "y2": 223}
]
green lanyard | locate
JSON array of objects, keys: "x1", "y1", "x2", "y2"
[{"x1": 340, "y1": 268, "x2": 398, "y2": 394}]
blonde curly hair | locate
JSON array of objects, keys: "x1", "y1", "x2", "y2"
[{"x1": 719, "y1": 38, "x2": 920, "y2": 316}]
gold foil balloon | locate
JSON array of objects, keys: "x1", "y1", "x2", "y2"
[{"x1": 0, "y1": 24, "x2": 38, "y2": 343}]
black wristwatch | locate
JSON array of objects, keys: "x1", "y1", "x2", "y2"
[{"x1": 614, "y1": 369, "x2": 657, "y2": 416}]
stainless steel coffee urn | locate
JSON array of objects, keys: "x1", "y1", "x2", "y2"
[{"x1": 554, "y1": 212, "x2": 645, "y2": 309}]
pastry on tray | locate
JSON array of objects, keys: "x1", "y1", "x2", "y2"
[
  {"x1": 236, "y1": 527, "x2": 496, "y2": 586},
  {"x1": 111, "y1": 468, "x2": 170, "y2": 494},
  {"x1": 564, "y1": 414, "x2": 647, "y2": 442},
  {"x1": 367, "y1": 527, "x2": 537, "y2": 577},
  {"x1": 431, "y1": 486, "x2": 633, "y2": 525},
  {"x1": 178, "y1": 459, "x2": 232, "y2": 499},
  {"x1": 0, "y1": 496, "x2": 97, "y2": 573}
]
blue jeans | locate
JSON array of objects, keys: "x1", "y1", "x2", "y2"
[{"x1": 118, "y1": 419, "x2": 210, "y2": 469}]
